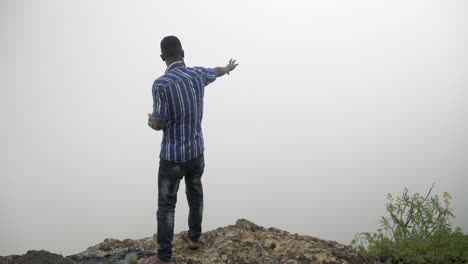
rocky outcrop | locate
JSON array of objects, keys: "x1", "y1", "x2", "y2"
[
  {"x1": 1, "y1": 219, "x2": 380, "y2": 264},
  {"x1": 0, "y1": 250, "x2": 75, "y2": 264}
]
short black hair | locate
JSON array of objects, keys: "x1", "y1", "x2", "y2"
[{"x1": 160, "y1": 36, "x2": 183, "y2": 59}]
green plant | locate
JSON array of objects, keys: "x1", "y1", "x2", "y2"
[
  {"x1": 350, "y1": 183, "x2": 468, "y2": 263},
  {"x1": 128, "y1": 255, "x2": 138, "y2": 264}
]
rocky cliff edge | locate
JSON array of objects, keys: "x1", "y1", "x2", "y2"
[{"x1": 0, "y1": 219, "x2": 380, "y2": 264}]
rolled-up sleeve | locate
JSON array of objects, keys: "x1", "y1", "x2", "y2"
[
  {"x1": 152, "y1": 83, "x2": 167, "y2": 120},
  {"x1": 194, "y1": 66, "x2": 217, "y2": 86}
]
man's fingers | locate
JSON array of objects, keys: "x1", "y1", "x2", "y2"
[{"x1": 227, "y1": 59, "x2": 238, "y2": 74}]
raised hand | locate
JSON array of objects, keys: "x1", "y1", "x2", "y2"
[{"x1": 226, "y1": 59, "x2": 239, "y2": 75}]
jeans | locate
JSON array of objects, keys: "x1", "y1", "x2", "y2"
[{"x1": 156, "y1": 153, "x2": 205, "y2": 262}]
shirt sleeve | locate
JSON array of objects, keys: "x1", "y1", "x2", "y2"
[
  {"x1": 194, "y1": 66, "x2": 217, "y2": 86},
  {"x1": 152, "y1": 84, "x2": 168, "y2": 120}
]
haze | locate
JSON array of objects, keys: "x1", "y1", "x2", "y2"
[{"x1": 1, "y1": 0, "x2": 467, "y2": 256}]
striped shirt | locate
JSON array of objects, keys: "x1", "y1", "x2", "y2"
[{"x1": 152, "y1": 61, "x2": 217, "y2": 162}]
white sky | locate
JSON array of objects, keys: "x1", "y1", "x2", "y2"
[{"x1": 1, "y1": 0, "x2": 467, "y2": 256}]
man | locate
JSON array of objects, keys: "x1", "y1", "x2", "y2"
[{"x1": 140, "y1": 36, "x2": 238, "y2": 264}]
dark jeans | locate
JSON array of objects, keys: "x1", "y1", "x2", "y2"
[{"x1": 156, "y1": 153, "x2": 205, "y2": 262}]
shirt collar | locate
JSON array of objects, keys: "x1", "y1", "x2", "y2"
[{"x1": 165, "y1": 61, "x2": 186, "y2": 74}]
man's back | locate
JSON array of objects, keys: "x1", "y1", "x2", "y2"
[{"x1": 151, "y1": 61, "x2": 217, "y2": 162}]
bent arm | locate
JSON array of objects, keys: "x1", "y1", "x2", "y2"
[{"x1": 149, "y1": 85, "x2": 168, "y2": 131}]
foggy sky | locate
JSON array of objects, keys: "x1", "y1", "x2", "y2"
[{"x1": 1, "y1": 0, "x2": 467, "y2": 256}]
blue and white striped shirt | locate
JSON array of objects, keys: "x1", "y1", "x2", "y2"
[{"x1": 152, "y1": 61, "x2": 217, "y2": 162}]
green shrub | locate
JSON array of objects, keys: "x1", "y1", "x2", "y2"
[
  {"x1": 350, "y1": 183, "x2": 468, "y2": 263},
  {"x1": 128, "y1": 255, "x2": 138, "y2": 264}
]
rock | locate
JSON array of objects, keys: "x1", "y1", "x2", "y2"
[
  {"x1": 0, "y1": 250, "x2": 76, "y2": 264},
  {"x1": 1, "y1": 219, "x2": 381, "y2": 264}
]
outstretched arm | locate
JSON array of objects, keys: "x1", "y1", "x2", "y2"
[{"x1": 214, "y1": 59, "x2": 239, "y2": 77}]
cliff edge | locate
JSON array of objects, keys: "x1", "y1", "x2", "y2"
[{"x1": 0, "y1": 219, "x2": 380, "y2": 264}]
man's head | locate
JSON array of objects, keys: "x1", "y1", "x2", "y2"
[{"x1": 160, "y1": 36, "x2": 184, "y2": 63}]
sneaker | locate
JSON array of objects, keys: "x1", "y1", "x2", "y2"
[
  {"x1": 181, "y1": 231, "x2": 200, "y2": 250},
  {"x1": 137, "y1": 255, "x2": 170, "y2": 264}
]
